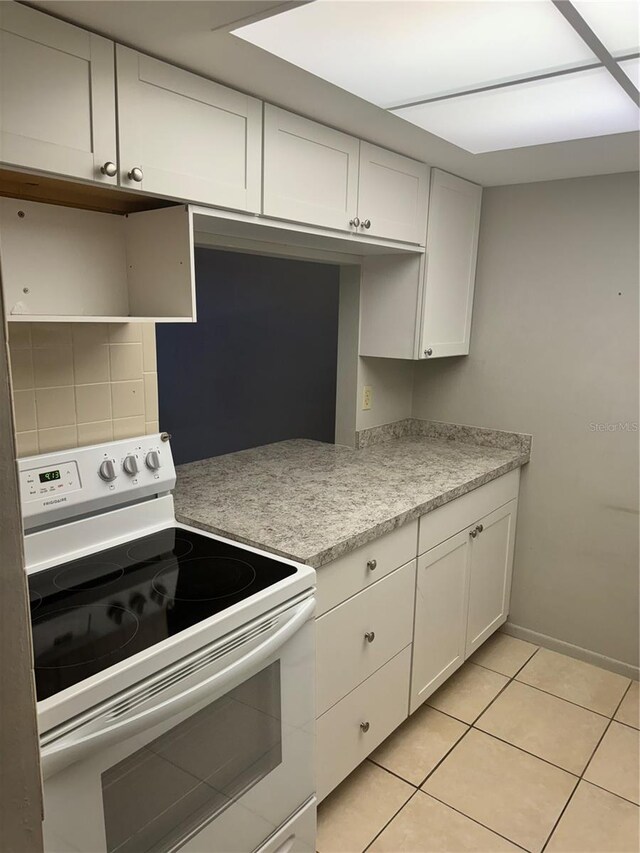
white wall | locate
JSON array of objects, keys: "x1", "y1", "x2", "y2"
[
  {"x1": 357, "y1": 357, "x2": 414, "y2": 432},
  {"x1": 412, "y1": 172, "x2": 639, "y2": 671}
]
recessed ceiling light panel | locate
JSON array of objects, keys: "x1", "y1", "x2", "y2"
[
  {"x1": 620, "y1": 56, "x2": 640, "y2": 86},
  {"x1": 572, "y1": 0, "x2": 640, "y2": 56},
  {"x1": 233, "y1": 0, "x2": 598, "y2": 106},
  {"x1": 393, "y1": 66, "x2": 640, "y2": 152}
]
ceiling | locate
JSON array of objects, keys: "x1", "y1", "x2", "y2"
[{"x1": 24, "y1": 0, "x2": 640, "y2": 186}]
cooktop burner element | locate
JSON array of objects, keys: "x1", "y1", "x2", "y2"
[
  {"x1": 53, "y1": 562, "x2": 124, "y2": 592},
  {"x1": 127, "y1": 535, "x2": 194, "y2": 563},
  {"x1": 29, "y1": 527, "x2": 296, "y2": 701},
  {"x1": 32, "y1": 605, "x2": 139, "y2": 668},
  {"x1": 152, "y1": 557, "x2": 256, "y2": 602}
]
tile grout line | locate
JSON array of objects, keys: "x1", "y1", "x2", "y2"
[
  {"x1": 475, "y1": 648, "x2": 628, "y2": 720},
  {"x1": 361, "y1": 786, "x2": 422, "y2": 853},
  {"x1": 366, "y1": 758, "x2": 418, "y2": 790},
  {"x1": 539, "y1": 679, "x2": 635, "y2": 853},
  {"x1": 415, "y1": 789, "x2": 532, "y2": 853},
  {"x1": 512, "y1": 677, "x2": 625, "y2": 720},
  {"x1": 581, "y1": 778, "x2": 640, "y2": 809}
]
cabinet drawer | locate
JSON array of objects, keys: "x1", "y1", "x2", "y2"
[
  {"x1": 317, "y1": 646, "x2": 411, "y2": 801},
  {"x1": 317, "y1": 560, "x2": 416, "y2": 715},
  {"x1": 316, "y1": 520, "x2": 417, "y2": 616},
  {"x1": 419, "y1": 469, "x2": 519, "y2": 555}
]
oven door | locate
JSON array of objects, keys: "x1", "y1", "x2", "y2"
[{"x1": 39, "y1": 594, "x2": 315, "y2": 853}]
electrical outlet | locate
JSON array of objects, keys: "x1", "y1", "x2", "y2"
[{"x1": 362, "y1": 385, "x2": 373, "y2": 411}]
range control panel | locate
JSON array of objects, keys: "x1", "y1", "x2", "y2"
[{"x1": 18, "y1": 433, "x2": 176, "y2": 530}]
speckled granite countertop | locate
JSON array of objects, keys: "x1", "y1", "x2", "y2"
[{"x1": 174, "y1": 423, "x2": 530, "y2": 568}]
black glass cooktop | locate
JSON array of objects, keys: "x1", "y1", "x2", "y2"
[{"x1": 29, "y1": 527, "x2": 296, "y2": 701}]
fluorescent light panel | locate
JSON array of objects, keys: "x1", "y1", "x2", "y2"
[
  {"x1": 234, "y1": 0, "x2": 597, "y2": 106},
  {"x1": 620, "y1": 56, "x2": 640, "y2": 87},
  {"x1": 571, "y1": 1, "x2": 640, "y2": 56},
  {"x1": 394, "y1": 66, "x2": 640, "y2": 152}
]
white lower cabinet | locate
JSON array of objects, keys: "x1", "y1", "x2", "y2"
[
  {"x1": 316, "y1": 647, "x2": 411, "y2": 801},
  {"x1": 316, "y1": 560, "x2": 416, "y2": 716},
  {"x1": 411, "y1": 483, "x2": 519, "y2": 712},
  {"x1": 410, "y1": 531, "x2": 470, "y2": 714},
  {"x1": 466, "y1": 499, "x2": 518, "y2": 656},
  {"x1": 314, "y1": 470, "x2": 521, "y2": 801}
]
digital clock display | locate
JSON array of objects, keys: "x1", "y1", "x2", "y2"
[{"x1": 39, "y1": 470, "x2": 61, "y2": 483}]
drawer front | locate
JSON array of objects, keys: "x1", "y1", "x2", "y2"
[
  {"x1": 316, "y1": 520, "x2": 417, "y2": 617},
  {"x1": 317, "y1": 560, "x2": 416, "y2": 715},
  {"x1": 419, "y1": 468, "x2": 520, "y2": 555},
  {"x1": 316, "y1": 646, "x2": 411, "y2": 801}
]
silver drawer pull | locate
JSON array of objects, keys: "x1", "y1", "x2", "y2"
[
  {"x1": 367, "y1": 559, "x2": 377, "y2": 571},
  {"x1": 360, "y1": 721, "x2": 370, "y2": 733},
  {"x1": 364, "y1": 631, "x2": 375, "y2": 643},
  {"x1": 470, "y1": 527, "x2": 478, "y2": 538}
]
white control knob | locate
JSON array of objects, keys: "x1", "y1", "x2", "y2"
[
  {"x1": 123, "y1": 455, "x2": 139, "y2": 476},
  {"x1": 98, "y1": 459, "x2": 117, "y2": 482},
  {"x1": 145, "y1": 450, "x2": 161, "y2": 471}
]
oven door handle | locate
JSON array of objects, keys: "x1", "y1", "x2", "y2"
[{"x1": 40, "y1": 596, "x2": 315, "y2": 778}]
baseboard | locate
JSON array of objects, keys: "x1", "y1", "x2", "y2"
[{"x1": 502, "y1": 622, "x2": 640, "y2": 681}]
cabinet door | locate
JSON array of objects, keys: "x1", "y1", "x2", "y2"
[
  {"x1": 466, "y1": 499, "x2": 517, "y2": 656},
  {"x1": 420, "y1": 169, "x2": 482, "y2": 358},
  {"x1": 263, "y1": 105, "x2": 360, "y2": 231},
  {"x1": 0, "y1": 3, "x2": 117, "y2": 184},
  {"x1": 116, "y1": 46, "x2": 262, "y2": 211},
  {"x1": 357, "y1": 143, "x2": 429, "y2": 244},
  {"x1": 410, "y1": 530, "x2": 470, "y2": 714}
]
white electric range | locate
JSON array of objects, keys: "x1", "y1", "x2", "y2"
[{"x1": 19, "y1": 433, "x2": 316, "y2": 853}]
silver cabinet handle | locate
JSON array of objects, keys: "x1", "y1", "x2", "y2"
[
  {"x1": 128, "y1": 167, "x2": 144, "y2": 182},
  {"x1": 367, "y1": 559, "x2": 377, "y2": 571},
  {"x1": 424, "y1": 347, "x2": 433, "y2": 357},
  {"x1": 349, "y1": 216, "x2": 360, "y2": 228},
  {"x1": 476, "y1": 523, "x2": 484, "y2": 533},
  {"x1": 100, "y1": 161, "x2": 117, "y2": 177},
  {"x1": 364, "y1": 631, "x2": 375, "y2": 643},
  {"x1": 360, "y1": 219, "x2": 371, "y2": 229},
  {"x1": 470, "y1": 527, "x2": 478, "y2": 538},
  {"x1": 360, "y1": 721, "x2": 370, "y2": 733}
]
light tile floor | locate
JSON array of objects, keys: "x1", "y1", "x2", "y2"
[{"x1": 317, "y1": 634, "x2": 640, "y2": 853}]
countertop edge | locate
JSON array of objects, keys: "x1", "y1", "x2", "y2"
[{"x1": 176, "y1": 451, "x2": 528, "y2": 570}]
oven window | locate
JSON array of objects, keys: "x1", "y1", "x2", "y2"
[{"x1": 101, "y1": 662, "x2": 282, "y2": 853}]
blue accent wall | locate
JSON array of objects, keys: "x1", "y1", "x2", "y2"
[{"x1": 157, "y1": 248, "x2": 340, "y2": 465}]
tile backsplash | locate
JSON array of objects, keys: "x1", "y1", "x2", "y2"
[{"x1": 8, "y1": 322, "x2": 159, "y2": 457}]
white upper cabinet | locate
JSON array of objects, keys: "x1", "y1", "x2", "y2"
[
  {"x1": 116, "y1": 46, "x2": 262, "y2": 211},
  {"x1": 263, "y1": 106, "x2": 429, "y2": 243},
  {"x1": 357, "y1": 143, "x2": 429, "y2": 244},
  {"x1": 263, "y1": 105, "x2": 360, "y2": 232},
  {"x1": 0, "y1": 3, "x2": 117, "y2": 184},
  {"x1": 360, "y1": 169, "x2": 482, "y2": 359},
  {"x1": 420, "y1": 169, "x2": 483, "y2": 358}
]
